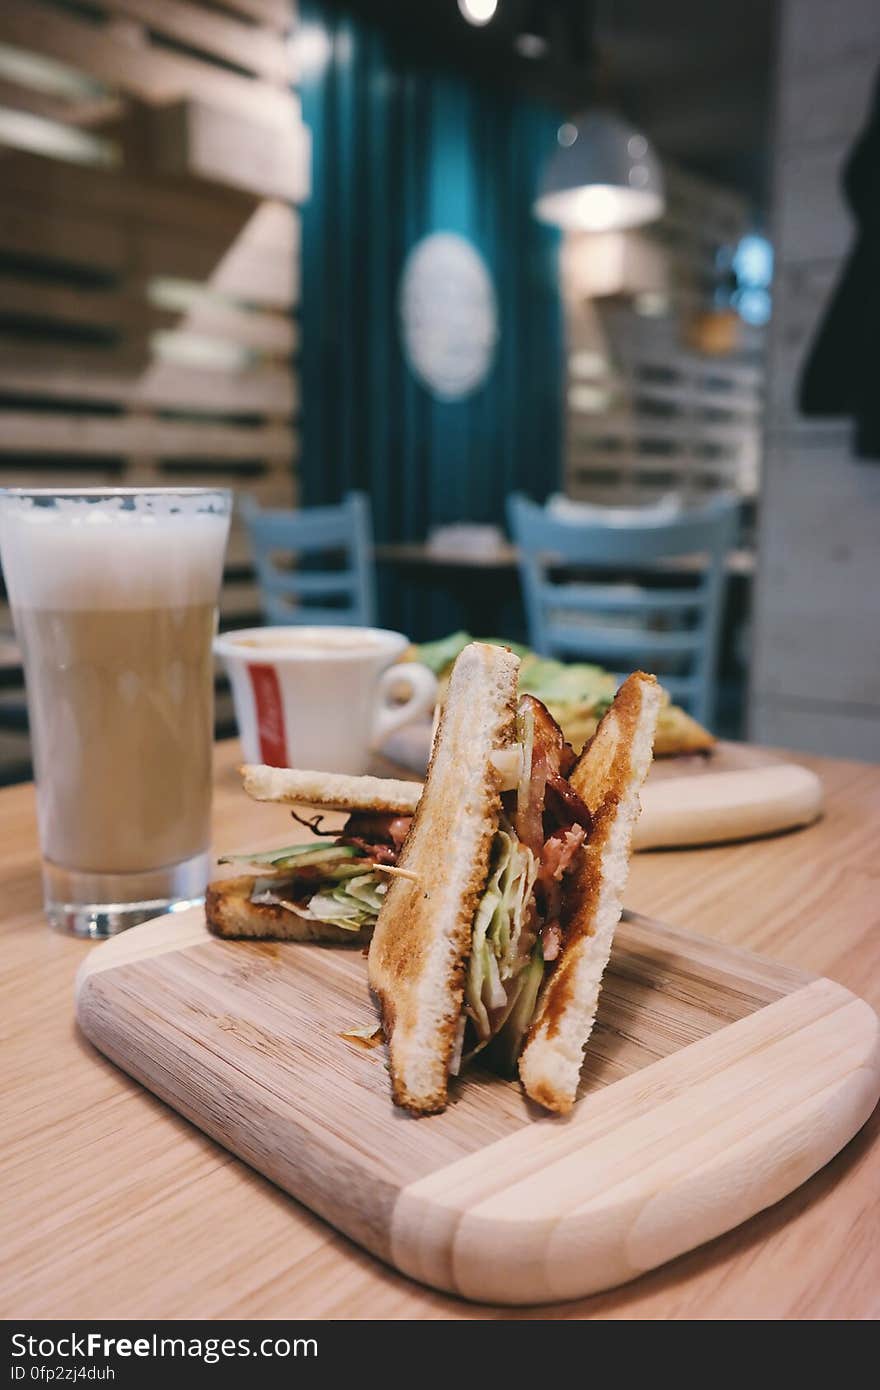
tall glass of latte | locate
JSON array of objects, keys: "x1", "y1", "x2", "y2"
[{"x1": 0, "y1": 488, "x2": 231, "y2": 936}]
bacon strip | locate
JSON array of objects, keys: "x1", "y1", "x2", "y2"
[
  {"x1": 513, "y1": 697, "x2": 591, "y2": 965},
  {"x1": 515, "y1": 695, "x2": 584, "y2": 854},
  {"x1": 539, "y1": 823, "x2": 587, "y2": 886},
  {"x1": 525, "y1": 694, "x2": 570, "y2": 775},
  {"x1": 544, "y1": 774, "x2": 592, "y2": 834},
  {"x1": 337, "y1": 811, "x2": 413, "y2": 865},
  {"x1": 541, "y1": 922, "x2": 563, "y2": 962},
  {"x1": 339, "y1": 837, "x2": 398, "y2": 864}
]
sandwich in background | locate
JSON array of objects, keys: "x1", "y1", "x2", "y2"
[
  {"x1": 368, "y1": 642, "x2": 662, "y2": 1116},
  {"x1": 408, "y1": 631, "x2": 709, "y2": 756}
]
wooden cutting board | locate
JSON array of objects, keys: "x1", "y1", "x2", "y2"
[{"x1": 75, "y1": 905, "x2": 879, "y2": 1306}]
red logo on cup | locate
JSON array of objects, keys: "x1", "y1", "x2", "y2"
[{"x1": 247, "y1": 664, "x2": 288, "y2": 767}]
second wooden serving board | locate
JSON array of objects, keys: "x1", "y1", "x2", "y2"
[
  {"x1": 75, "y1": 905, "x2": 879, "y2": 1305},
  {"x1": 634, "y1": 742, "x2": 823, "y2": 848}
]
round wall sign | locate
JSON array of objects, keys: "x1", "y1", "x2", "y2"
[{"x1": 398, "y1": 232, "x2": 499, "y2": 401}]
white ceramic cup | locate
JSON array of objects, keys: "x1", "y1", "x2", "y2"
[{"x1": 214, "y1": 625, "x2": 438, "y2": 774}]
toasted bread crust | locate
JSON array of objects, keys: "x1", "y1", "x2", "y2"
[
  {"x1": 240, "y1": 765, "x2": 422, "y2": 814},
  {"x1": 654, "y1": 703, "x2": 715, "y2": 756},
  {"x1": 367, "y1": 643, "x2": 520, "y2": 1115},
  {"x1": 518, "y1": 672, "x2": 662, "y2": 1113},
  {"x1": 206, "y1": 874, "x2": 371, "y2": 946}
]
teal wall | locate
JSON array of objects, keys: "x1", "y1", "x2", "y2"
[{"x1": 299, "y1": 4, "x2": 563, "y2": 635}]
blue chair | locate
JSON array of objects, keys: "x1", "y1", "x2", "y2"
[
  {"x1": 241, "y1": 492, "x2": 376, "y2": 627},
  {"x1": 507, "y1": 493, "x2": 740, "y2": 728}
]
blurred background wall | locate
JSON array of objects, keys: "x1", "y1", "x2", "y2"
[
  {"x1": 0, "y1": 0, "x2": 306, "y2": 775},
  {"x1": 751, "y1": 0, "x2": 880, "y2": 759},
  {"x1": 0, "y1": 0, "x2": 877, "y2": 774},
  {"x1": 296, "y1": 1, "x2": 563, "y2": 638}
]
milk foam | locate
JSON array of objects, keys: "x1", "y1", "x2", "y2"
[{"x1": 0, "y1": 494, "x2": 230, "y2": 611}]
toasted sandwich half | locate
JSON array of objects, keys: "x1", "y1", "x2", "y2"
[
  {"x1": 368, "y1": 642, "x2": 661, "y2": 1115},
  {"x1": 206, "y1": 768, "x2": 421, "y2": 946}
]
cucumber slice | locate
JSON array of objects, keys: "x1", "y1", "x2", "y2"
[{"x1": 219, "y1": 843, "x2": 363, "y2": 871}]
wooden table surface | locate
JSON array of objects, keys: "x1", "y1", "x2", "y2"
[{"x1": 3, "y1": 740, "x2": 879, "y2": 1320}]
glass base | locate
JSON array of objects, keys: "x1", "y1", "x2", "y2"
[{"x1": 42, "y1": 851, "x2": 211, "y2": 938}]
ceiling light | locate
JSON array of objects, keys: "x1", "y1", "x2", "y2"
[
  {"x1": 515, "y1": 32, "x2": 548, "y2": 58},
  {"x1": 515, "y1": 1, "x2": 548, "y2": 58},
  {"x1": 458, "y1": 0, "x2": 498, "y2": 26},
  {"x1": 535, "y1": 110, "x2": 664, "y2": 232}
]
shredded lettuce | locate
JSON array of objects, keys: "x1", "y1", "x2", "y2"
[
  {"x1": 448, "y1": 1016, "x2": 467, "y2": 1076},
  {"x1": 463, "y1": 831, "x2": 539, "y2": 1045},
  {"x1": 251, "y1": 870, "x2": 388, "y2": 931},
  {"x1": 292, "y1": 872, "x2": 388, "y2": 930},
  {"x1": 490, "y1": 948, "x2": 545, "y2": 1075}
]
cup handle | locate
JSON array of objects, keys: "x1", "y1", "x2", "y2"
[{"x1": 371, "y1": 662, "x2": 438, "y2": 750}]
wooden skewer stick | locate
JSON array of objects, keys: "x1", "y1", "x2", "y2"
[{"x1": 372, "y1": 863, "x2": 420, "y2": 883}]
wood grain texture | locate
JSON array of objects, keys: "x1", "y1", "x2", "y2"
[
  {"x1": 2, "y1": 741, "x2": 880, "y2": 1318},
  {"x1": 395, "y1": 979, "x2": 877, "y2": 1303},
  {"x1": 0, "y1": 0, "x2": 300, "y2": 127},
  {"x1": 74, "y1": 901, "x2": 878, "y2": 1304},
  {"x1": 0, "y1": 413, "x2": 294, "y2": 460},
  {"x1": 99, "y1": 0, "x2": 292, "y2": 82},
  {"x1": 153, "y1": 99, "x2": 310, "y2": 203}
]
